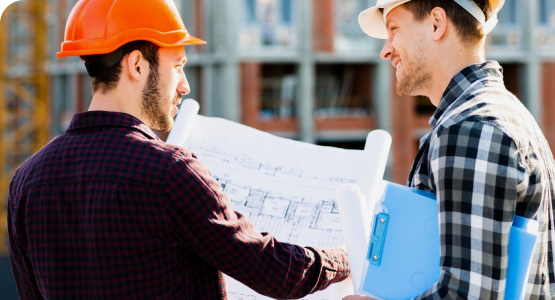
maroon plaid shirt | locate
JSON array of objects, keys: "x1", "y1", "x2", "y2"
[{"x1": 8, "y1": 111, "x2": 349, "y2": 299}]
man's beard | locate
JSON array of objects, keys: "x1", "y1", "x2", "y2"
[
  {"x1": 395, "y1": 46, "x2": 432, "y2": 97},
  {"x1": 141, "y1": 67, "x2": 179, "y2": 132}
]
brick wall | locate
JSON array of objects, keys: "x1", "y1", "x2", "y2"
[
  {"x1": 390, "y1": 75, "x2": 418, "y2": 185},
  {"x1": 313, "y1": 0, "x2": 334, "y2": 53},
  {"x1": 542, "y1": 63, "x2": 555, "y2": 153},
  {"x1": 240, "y1": 62, "x2": 261, "y2": 127}
]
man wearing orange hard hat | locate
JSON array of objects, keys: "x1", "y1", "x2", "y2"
[
  {"x1": 345, "y1": 0, "x2": 554, "y2": 300},
  {"x1": 7, "y1": 0, "x2": 350, "y2": 299}
]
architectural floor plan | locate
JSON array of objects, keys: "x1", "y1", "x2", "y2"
[
  {"x1": 168, "y1": 101, "x2": 390, "y2": 299},
  {"x1": 170, "y1": 112, "x2": 363, "y2": 299}
]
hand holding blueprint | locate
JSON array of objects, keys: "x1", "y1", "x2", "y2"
[{"x1": 167, "y1": 100, "x2": 391, "y2": 300}]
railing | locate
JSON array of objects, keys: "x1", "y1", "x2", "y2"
[
  {"x1": 536, "y1": 25, "x2": 555, "y2": 51},
  {"x1": 487, "y1": 23, "x2": 523, "y2": 50}
]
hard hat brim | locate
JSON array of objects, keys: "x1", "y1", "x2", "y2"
[
  {"x1": 358, "y1": 6, "x2": 388, "y2": 40},
  {"x1": 358, "y1": 0, "x2": 412, "y2": 40},
  {"x1": 57, "y1": 29, "x2": 206, "y2": 58}
]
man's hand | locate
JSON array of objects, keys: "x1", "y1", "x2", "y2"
[{"x1": 343, "y1": 295, "x2": 376, "y2": 300}]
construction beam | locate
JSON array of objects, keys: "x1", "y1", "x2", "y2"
[
  {"x1": 0, "y1": 0, "x2": 49, "y2": 255},
  {"x1": 0, "y1": 0, "x2": 12, "y2": 255}
]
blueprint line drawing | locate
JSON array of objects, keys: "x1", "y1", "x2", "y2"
[
  {"x1": 169, "y1": 113, "x2": 368, "y2": 300},
  {"x1": 216, "y1": 175, "x2": 344, "y2": 248}
]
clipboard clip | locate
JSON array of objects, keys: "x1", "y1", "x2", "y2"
[{"x1": 368, "y1": 213, "x2": 389, "y2": 266}]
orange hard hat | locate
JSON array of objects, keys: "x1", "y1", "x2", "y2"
[{"x1": 57, "y1": 0, "x2": 206, "y2": 58}]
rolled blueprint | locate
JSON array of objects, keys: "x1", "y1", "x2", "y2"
[
  {"x1": 336, "y1": 184, "x2": 372, "y2": 294},
  {"x1": 166, "y1": 99, "x2": 200, "y2": 147},
  {"x1": 357, "y1": 130, "x2": 391, "y2": 221}
]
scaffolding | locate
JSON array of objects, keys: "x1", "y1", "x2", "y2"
[{"x1": 0, "y1": 0, "x2": 49, "y2": 254}]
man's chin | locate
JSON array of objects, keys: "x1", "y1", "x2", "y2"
[
  {"x1": 161, "y1": 118, "x2": 175, "y2": 133},
  {"x1": 395, "y1": 82, "x2": 413, "y2": 97},
  {"x1": 149, "y1": 118, "x2": 174, "y2": 133}
]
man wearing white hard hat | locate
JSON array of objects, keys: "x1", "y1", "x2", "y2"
[{"x1": 346, "y1": 0, "x2": 555, "y2": 299}]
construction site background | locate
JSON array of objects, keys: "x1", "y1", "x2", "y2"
[{"x1": 1, "y1": 0, "x2": 554, "y2": 297}]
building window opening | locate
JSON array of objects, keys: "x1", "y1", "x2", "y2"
[
  {"x1": 537, "y1": 0, "x2": 555, "y2": 48},
  {"x1": 333, "y1": 0, "x2": 375, "y2": 52},
  {"x1": 259, "y1": 64, "x2": 297, "y2": 120},
  {"x1": 315, "y1": 64, "x2": 373, "y2": 118},
  {"x1": 317, "y1": 140, "x2": 366, "y2": 150},
  {"x1": 240, "y1": 0, "x2": 297, "y2": 50},
  {"x1": 415, "y1": 96, "x2": 435, "y2": 116}
]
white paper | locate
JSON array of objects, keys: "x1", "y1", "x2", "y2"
[
  {"x1": 167, "y1": 102, "x2": 391, "y2": 300},
  {"x1": 335, "y1": 185, "x2": 371, "y2": 294},
  {"x1": 356, "y1": 130, "x2": 392, "y2": 219},
  {"x1": 166, "y1": 99, "x2": 200, "y2": 146}
]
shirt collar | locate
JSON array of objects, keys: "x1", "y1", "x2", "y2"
[
  {"x1": 66, "y1": 111, "x2": 160, "y2": 140},
  {"x1": 429, "y1": 60, "x2": 503, "y2": 127}
]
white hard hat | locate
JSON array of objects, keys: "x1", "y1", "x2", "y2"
[{"x1": 359, "y1": 0, "x2": 505, "y2": 39}]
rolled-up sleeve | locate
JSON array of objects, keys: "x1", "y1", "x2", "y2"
[
  {"x1": 163, "y1": 150, "x2": 350, "y2": 299},
  {"x1": 416, "y1": 121, "x2": 521, "y2": 300}
]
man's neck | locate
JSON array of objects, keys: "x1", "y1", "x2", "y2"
[
  {"x1": 88, "y1": 88, "x2": 142, "y2": 121},
  {"x1": 427, "y1": 46, "x2": 486, "y2": 106}
]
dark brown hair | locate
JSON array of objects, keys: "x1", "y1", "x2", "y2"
[
  {"x1": 80, "y1": 41, "x2": 160, "y2": 94},
  {"x1": 401, "y1": 0, "x2": 492, "y2": 44}
]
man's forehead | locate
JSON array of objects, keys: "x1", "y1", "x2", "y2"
[
  {"x1": 384, "y1": 5, "x2": 412, "y2": 26},
  {"x1": 159, "y1": 46, "x2": 187, "y2": 61}
]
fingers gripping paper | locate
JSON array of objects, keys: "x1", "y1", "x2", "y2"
[{"x1": 167, "y1": 100, "x2": 392, "y2": 300}]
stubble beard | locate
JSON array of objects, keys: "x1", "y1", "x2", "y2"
[
  {"x1": 141, "y1": 68, "x2": 177, "y2": 133},
  {"x1": 395, "y1": 45, "x2": 432, "y2": 97}
]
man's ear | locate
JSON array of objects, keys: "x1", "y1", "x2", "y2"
[
  {"x1": 125, "y1": 50, "x2": 145, "y2": 81},
  {"x1": 430, "y1": 7, "x2": 447, "y2": 41}
]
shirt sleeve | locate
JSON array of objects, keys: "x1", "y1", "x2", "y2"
[
  {"x1": 8, "y1": 178, "x2": 44, "y2": 299},
  {"x1": 163, "y1": 150, "x2": 350, "y2": 299},
  {"x1": 415, "y1": 121, "x2": 521, "y2": 300}
]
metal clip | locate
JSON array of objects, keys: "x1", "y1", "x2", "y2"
[{"x1": 368, "y1": 213, "x2": 389, "y2": 266}]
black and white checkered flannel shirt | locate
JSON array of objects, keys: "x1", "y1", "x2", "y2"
[{"x1": 408, "y1": 61, "x2": 555, "y2": 299}]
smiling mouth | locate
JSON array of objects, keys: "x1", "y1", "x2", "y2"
[
  {"x1": 173, "y1": 95, "x2": 182, "y2": 106},
  {"x1": 395, "y1": 61, "x2": 402, "y2": 69}
]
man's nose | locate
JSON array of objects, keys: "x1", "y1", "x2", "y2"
[
  {"x1": 380, "y1": 38, "x2": 394, "y2": 60},
  {"x1": 177, "y1": 71, "x2": 190, "y2": 96}
]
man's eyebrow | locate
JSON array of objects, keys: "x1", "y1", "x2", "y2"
[{"x1": 176, "y1": 57, "x2": 188, "y2": 64}]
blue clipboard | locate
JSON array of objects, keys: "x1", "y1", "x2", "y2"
[{"x1": 360, "y1": 182, "x2": 538, "y2": 300}]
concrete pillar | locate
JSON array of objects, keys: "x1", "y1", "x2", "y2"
[
  {"x1": 199, "y1": 0, "x2": 213, "y2": 116},
  {"x1": 298, "y1": 0, "x2": 315, "y2": 143},
  {"x1": 374, "y1": 59, "x2": 392, "y2": 133},
  {"x1": 221, "y1": 0, "x2": 240, "y2": 122},
  {"x1": 523, "y1": 60, "x2": 541, "y2": 122},
  {"x1": 200, "y1": 65, "x2": 213, "y2": 116},
  {"x1": 523, "y1": 0, "x2": 541, "y2": 121}
]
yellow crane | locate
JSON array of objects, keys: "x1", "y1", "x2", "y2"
[{"x1": 0, "y1": 0, "x2": 49, "y2": 254}]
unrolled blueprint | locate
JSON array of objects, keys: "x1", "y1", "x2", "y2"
[{"x1": 167, "y1": 100, "x2": 391, "y2": 299}]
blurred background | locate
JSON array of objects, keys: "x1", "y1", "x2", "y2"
[{"x1": 1, "y1": 0, "x2": 554, "y2": 297}]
